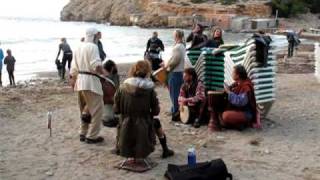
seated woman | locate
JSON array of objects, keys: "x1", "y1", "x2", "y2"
[
  {"x1": 113, "y1": 61, "x2": 173, "y2": 170},
  {"x1": 205, "y1": 28, "x2": 224, "y2": 48},
  {"x1": 209, "y1": 65, "x2": 257, "y2": 131},
  {"x1": 178, "y1": 68, "x2": 206, "y2": 128},
  {"x1": 102, "y1": 60, "x2": 120, "y2": 127}
]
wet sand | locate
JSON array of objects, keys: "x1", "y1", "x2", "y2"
[{"x1": 0, "y1": 63, "x2": 320, "y2": 180}]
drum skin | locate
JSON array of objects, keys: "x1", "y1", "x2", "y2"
[{"x1": 180, "y1": 105, "x2": 190, "y2": 124}]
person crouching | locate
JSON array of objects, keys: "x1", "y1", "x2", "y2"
[
  {"x1": 209, "y1": 65, "x2": 257, "y2": 131},
  {"x1": 178, "y1": 68, "x2": 206, "y2": 128}
]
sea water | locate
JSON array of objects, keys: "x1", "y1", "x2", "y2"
[{"x1": 0, "y1": 0, "x2": 288, "y2": 85}]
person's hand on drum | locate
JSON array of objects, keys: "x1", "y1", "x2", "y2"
[
  {"x1": 224, "y1": 84, "x2": 231, "y2": 94},
  {"x1": 179, "y1": 97, "x2": 188, "y2": 106}
]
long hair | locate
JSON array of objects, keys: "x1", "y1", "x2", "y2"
[
  {"x1": 183, "y1": 68, "x2": 198, "y2": 96},
  {"x1": 104, "y1": 60, "x2": 118, "y2": 74},
  {"x1": 174, "y1": 29, "x2": 186, "y2": 46},
  {"x1": 128, "y1": 60, "x2": 151, "y2": 78},
  {"x1": 234, "y1": 64, "x2": 248, "y2": 80}
]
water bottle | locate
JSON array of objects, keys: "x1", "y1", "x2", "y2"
[{"x1": 187, "y1": 146, "x2": 196, "y2": 167}]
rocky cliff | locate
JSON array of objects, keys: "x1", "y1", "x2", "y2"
[{"x1": 60, "y1": 0, "x2": 272, "y2": 28}]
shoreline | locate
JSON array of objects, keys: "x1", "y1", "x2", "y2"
[{"x1": 1, "y1": 63, "x2": 320, "y2": 179}]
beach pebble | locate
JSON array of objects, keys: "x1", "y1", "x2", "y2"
[
  {"x1": 45, "y1": 171, "x2": 54, "y2": 176},
  {"x1": 264, "y1": 149, "x2": 271, "y2": 154}
]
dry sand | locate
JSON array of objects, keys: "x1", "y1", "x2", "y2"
[{"x1": 0, "y1": 64, "x2": 320, "y2": 180}]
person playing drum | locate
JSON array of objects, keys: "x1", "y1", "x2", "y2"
[
  {"x1": 178, "y1": 68, "x2": 206, "y2": 128},
  {"x1": 209, "y1": 64, "x2": 257, "y2": 131}
]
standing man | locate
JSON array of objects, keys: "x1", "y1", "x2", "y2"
[
  {"x1": 56, "y1": 38, "x2": 73, "y2": 80},
  {"x1": 287, "y1": 29, "x2": 304, "y2": 58},
  {"x1": 70, "y1": 28, "x2": 105, "y2": 144},
  {"x1": 4, "y1": 49, "x2": 16, "y2": 87},
  {"x1": 96, "y1": 31, "x2": 106, "y2": 61},
  {"x1": 0, "y1": 42, "x2": 4, "y2": 87},
  {"x1": 145, "y1": 32, "x2": 165, "y2": 71}
]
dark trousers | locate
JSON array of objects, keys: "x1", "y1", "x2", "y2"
[
  {"x1": 8, "y1": 70, "x2": 15, "y2": 85},
  {"x1": 61, "y1": 53, "x2": 73, "y2": 79},
  {"x1": 288, "y1": 41, "x2": 295, "y2": 57},
  {"x1": 0, "y1": 72, "x2": 2, "y2": 86},
  {"x1": 168, "y1": 72, "x2": 183, "y2": 114}
]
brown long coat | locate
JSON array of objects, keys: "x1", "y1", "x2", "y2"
[{"x1": 114, "y1": 78, "x2": 160, "y2": 158}]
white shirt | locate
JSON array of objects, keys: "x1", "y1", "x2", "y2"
[{"x1": 70, "y1": 42, "x2": 103, "y2": 96}]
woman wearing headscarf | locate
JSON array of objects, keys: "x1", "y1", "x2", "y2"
[
  {"x1": 209, "y1": 65, "x2": 257, "y2": 131},
  {"x1": 205, "y1": 28, "x2": 224, "y2": 48}
]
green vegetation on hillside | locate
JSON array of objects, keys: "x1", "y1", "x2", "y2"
[{"x1": 271, "y1": 0, "x2": 320, "y2": 17}]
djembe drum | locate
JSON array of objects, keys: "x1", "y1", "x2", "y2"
[
  {"x1": 207, "y1": 91, "x2": 227, "y2": 131},
  {"x1": 152, "y1": 67, "x2": 168, "y2": 85}
]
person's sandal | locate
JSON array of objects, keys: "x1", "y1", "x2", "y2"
[{"x1": 86, "y1": 136, "x2": 104, "y2": 144}]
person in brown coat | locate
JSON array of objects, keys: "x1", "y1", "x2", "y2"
[{"x1": 114, "y1": 61, "x2": 173, "y2": 166}]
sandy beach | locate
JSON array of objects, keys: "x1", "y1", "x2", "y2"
[{"x1": 0, "y1": 63, "x2": 320, "y2": 180}]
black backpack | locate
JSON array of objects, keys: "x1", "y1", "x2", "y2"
[{"x1": 165, "y1": 159, "x2": 232, "y2": 180}]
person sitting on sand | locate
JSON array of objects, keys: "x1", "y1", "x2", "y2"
[
  {"x1": 208, "y1": 65, "x2": 257, "y2": 131},
  {"x1": 205, "y1": 28, "x2": 224, "y2": 48},
  {"x1": 178, "y1": 68, "x2": 206, "y2": 128},
  {"x1": 102, "y1": 60, "x2": 120, "y2": 127},
  {"x1": 70, "y1": 27, "x2": 105, "y2": 144},
  {"x1": 4, "y1": 49, "x2": 16, "y2": 87},
  {"x1": 113, "y1": 61, "x2": 174, "y2": 169},
  {"x1": 186, "y1": 23, "x2": 207, "y2": 50}
]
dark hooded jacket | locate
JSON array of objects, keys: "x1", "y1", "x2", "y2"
[{"x1": 114, "y1": 77, "x2": 159, "y2": 158}]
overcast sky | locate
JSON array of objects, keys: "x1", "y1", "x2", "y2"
[{"x1": 0, "y1": 0, "x2": 69, "y2": 19}]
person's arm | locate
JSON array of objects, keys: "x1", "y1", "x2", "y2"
[
  {"x1": 159, "y1": 40, "x2": 165, "y2": 51},
  {"x1": 146, "y1": 39, "x2": 151, "y2": 52},
  {"x1": 178, "y1": 86, "x2": 187, "y2": 105},
  {"x1": 151, "y1": 90, "x2": 160, "y2": 116},
  {"x1": 90, "y1": 46, "x2": 103, "y2": 74},
  {"x1": 56, "y1": 44, "x2": 62, "y2": 60},
  {"x1": 98, "y1": 41, "x2": 106, "y2": 60},
  {"x1": 186, "y1": 33, "x2": 194, "y2": 43},
  {"x1": 113, "y1": 88, "x2": 122, "y2": 115},
  {"x1": 0, "y1": 50, "x2": 4, "y2": 61},
  {"x1": 228, "y1": 92, "x2": 249, "y2": 107},
  {"x1": 4, "y1": 57, "x2": 7, "y2": 65},
  {"x1": 186, "y1": 82, "x2": 205, "y2": 104}
]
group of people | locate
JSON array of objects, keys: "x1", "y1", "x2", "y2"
[
  {"x1": 0, "y1": 42, "x2": 16, "y2": 87},
  {"x1": 68, "y1": 25, "x2": 258, "y2": 170}
]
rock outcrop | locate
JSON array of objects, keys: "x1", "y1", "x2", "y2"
[{"x1": 60, "y1": 0, "x2": 272, "y2": 28}]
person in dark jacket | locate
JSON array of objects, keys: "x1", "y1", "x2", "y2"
[
  {"x1": 287, "y1": 29, "x2": 304, "y2": 58},
  {"x1": 96, "y1": 31, "x2": 106, "y2": 61},
  {"x1": 145, "y1": 32, "x2": 165, "y2": 71},
  {"x1": 113, "y1": 61, "x2": 173, "y2": 165},
  {"x1": 186, "y1": 23, "x2": 207, "y2": 50},
  {"x1": 252, "y1": 30, "x2": 272, "y2": 67},
  {"x1": 205, "y1": 28, "x2": 224, "y2": 48},
  {"x1": 56, "y1": 38, "x2": 72, "y2": 80},
  {"x1": 4, "y1": 49, "x2": 16, "y2": 86}
]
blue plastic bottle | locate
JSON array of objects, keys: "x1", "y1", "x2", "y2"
[{"x1": 187, "y1": 147, "x2": 196, "y2": 167}]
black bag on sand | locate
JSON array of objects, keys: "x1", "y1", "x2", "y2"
[{"x1": 165, "y1": 159, "x2": 232, "y2": 180}]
